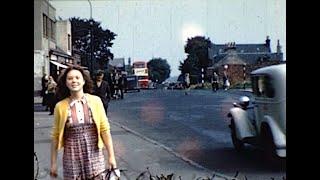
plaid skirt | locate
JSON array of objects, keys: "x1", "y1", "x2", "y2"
[{"x1": 63, "y1": 123, "x2": 106, "y2": 180}]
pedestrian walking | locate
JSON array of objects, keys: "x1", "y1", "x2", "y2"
[
  {"x1": 41, "y1": 74, "x2": 49, "y2": 110},
  {"x1": 211, "y1": 72, "x2": 219, "y2": 92},
  {"x1": 118, "y1": 73, "x2": 125, "y2": 99},
  {"x1": 92, "y1": 70, "x2": 111, "y2": 115},
  {"x1": 47, "y1": 76, "x2": 57, "y2": 115},
  {"x1": 50, "y1": 66, "x2": 118, "y2": 179},
  {"x1": 223, "y1": 69, "x2": 230, "y2": 90},
  {"x1": 184, "y1": 73, "x2": 190, "y2": 95}
]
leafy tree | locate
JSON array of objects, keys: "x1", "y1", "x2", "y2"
[
  {"x1": 70, "y1": 17, "x2": 117, "y2": 73},
  {"x1": 184, "y1": 36, "x2": 212, "y2": 68},
  {"x1": 147, "y1": 58, "x2": 171, "y2": 83},
  {"x1": 179, "y1": 54, "x2": 199, "y2": 75},
  {"x1": 180, "y1": 36, "x2": 212, "y2": 84},
  {"x1": 178, "y1": 55, "x2": 201, "y2": 84}
]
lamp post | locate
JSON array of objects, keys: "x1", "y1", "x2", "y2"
[
  {"x1": 88, "y1": 0, "x2": 92, "y2": 19},
  {"x1": 243, "y1": 65, "x2": 246, "y2": 89},
  {"x1": 88, "y1": 0, "x2": 94, "y2": 75}
]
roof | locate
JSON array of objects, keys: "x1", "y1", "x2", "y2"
[
  {"x1": 212, "y1": 52, "x2": 282, "y2": 65},
  {"x1": 209, "y1": 43, "x2": 270, "y2": 57},
  {"x1": 251, "y1": 63, "x2": 286, "y2": 77},
  {"x1": 208, "y1": 42, "x2": 282, "y2": 64},
  {"x1": 213, "y1": 50, "x2": 246, "y2": 68}
]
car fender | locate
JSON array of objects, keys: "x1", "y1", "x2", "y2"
[
  {"x1": 262, "y1": 116, "x2": 286, "y2": 149},
  {"x1": 229, "y1": 107, "x2": 257, "y2": 140}
]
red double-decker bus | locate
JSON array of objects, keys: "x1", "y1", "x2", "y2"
[{"x1": 132, "y1": 61, "x2": 149, "y2": 89}]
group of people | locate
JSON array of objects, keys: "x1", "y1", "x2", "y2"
[
  {"x1": 180, "y1": 71, "x2": 230, "y2": 93},
  {"x1": 39, "y1": 67, "x2": 119, "y2": 179},
  {"x1": 43, "y1": 66, "x2": 234, "y2": 179},
  {"x1": 92, "y1": 70, "x2": 126, "y2": 114},
  {"x1": 109, "y1": 70, "x2": 125, "y2": 100},
  {"x1": 41, "y1": 69, "x2": 126, "y2": 116},
  {"x1": 39, "y1": 67, "x2": 143, "y2": 179},
  {"x1": 211, "y1": 71, "x2": 230, "y2": 91}
]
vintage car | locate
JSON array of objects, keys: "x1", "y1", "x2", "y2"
[
  {"x1": 227, "y1": 63, "x2": 286, "y2": 159},
  {"x1": 124, "y1": 75, "x2": 140, "y2": 92}
]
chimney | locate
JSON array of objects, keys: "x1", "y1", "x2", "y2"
[
  {"x1": 277, "y1": 39, "x2": 282, "y2": 54},
  {"x1": 265, "y1": 36, "x2": 271, "y2": 52}
]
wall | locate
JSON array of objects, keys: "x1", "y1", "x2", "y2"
[
  {"x1": 34, "y1": 50, "x2": 45, "y2": 96},
  {"x1": 34, "y1": 0, "x2": 42, "y2": 50},
  {"x1": 34, "y1": 0, "x2": 56, "y2": 95},
  {"x1": 56, "y1": 20, "x2": 72, "y2": 55}
]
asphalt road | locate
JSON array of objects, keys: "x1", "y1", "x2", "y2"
[{"x1": 108, "y1": 88, "x2": 286, "y2": 180}]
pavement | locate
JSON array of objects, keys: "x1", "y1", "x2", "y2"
[{"x1": 34, "y1": 96, "x2": 239, "y2": 180}]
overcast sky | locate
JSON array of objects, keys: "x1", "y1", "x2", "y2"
[{"x1": 50, "y1": 0, "x2": 286, "y2": 77}]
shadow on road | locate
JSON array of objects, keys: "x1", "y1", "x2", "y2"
[{"x1": 197, "y1": 146, "x2": 286, "y2": 175}]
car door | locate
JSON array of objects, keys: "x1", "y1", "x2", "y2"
[{"x1": 251, "y1": 74, "x2": 276, "y2": 133}]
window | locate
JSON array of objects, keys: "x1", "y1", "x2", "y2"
[
  {"x1": 252, "y1": 75, "x2": 275, "y2": 98},
  {"x1": 51, "y1": 20, "x2": 56, "y2": 40},
  {"x1": 138, "y1": 76, "x2": 148, "y2": 80},
  {"x1": 43, "y1": 14, "x2": 48, "y2": 37},
  {"x1": 68, "y1": 34, "x2": 71, "y2": 50},
  {"x1": 47, "y1": 18, "x2": 51, "y2": 40},
  {"x1": 133, "y1": 62, "x2": 146, "y2": 68}
]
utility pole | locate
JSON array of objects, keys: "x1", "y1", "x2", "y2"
[
  {"x1": 201, "y1": 67, "x2": 204, "y2": 88},
  {"x1": 88, "y1": 0, "x2": 94, "y2": 75}
]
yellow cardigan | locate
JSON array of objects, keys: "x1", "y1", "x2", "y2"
[{"x1": 51, "y1": 93, "x2": 110, "y2": 150}]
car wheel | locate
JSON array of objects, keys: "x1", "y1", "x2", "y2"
[
  {"x1": 261, "y1": 125, "x2": 277, "y2": 162},
  {"x1": 230, "y1": 118, "x2": 244, "y2": 152}
]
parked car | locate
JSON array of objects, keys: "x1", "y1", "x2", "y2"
[
  {"x1": 124, "y1": 75, "x2": 140, "y2": 92},
  {"x1": 227, "y1": 64, "x2": 286, "y2": 159}
]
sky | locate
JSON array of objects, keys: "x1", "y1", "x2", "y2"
[{"x1": 49, "y1": 0, "x2": 286, "y2": 77}]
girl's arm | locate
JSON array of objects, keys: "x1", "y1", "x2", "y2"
[
  {"x1": 101, "y1": 131, "x2": 117, "y2": 169},
  {"x1": 50, "y1": 139, "x2": 58, "y2": 177}
]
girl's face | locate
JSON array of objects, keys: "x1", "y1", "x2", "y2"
[{"x1": 66, "y1": 69, "x2": 85, "y2": 92}]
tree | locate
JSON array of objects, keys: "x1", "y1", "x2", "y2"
[
  {"x1": 70, "y1": 17, "x2": 117, "y2": 73},
  {"x1": 147, "y1": 58, "x2": 171, "y2": 83},
  {"x1": 179, "y1": 54, "x2": 199, "y2": 75},
  {"x1": 178, "y1": 54, "x2": 200, "y2": 84},
  {"x1": 181, "y1": 36, "x2": 212, "y2": 84}
]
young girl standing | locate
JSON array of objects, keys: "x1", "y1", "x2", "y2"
[{"x1": 50, "y1": 67, "x2": 117, "y2": 179}]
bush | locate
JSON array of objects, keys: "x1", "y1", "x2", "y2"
[{"x1": 230, "y1": 81, "x2": 252, "y2": 89}]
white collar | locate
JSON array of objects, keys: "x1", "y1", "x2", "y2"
[{"x1": 69, "y1": 95, "x2": 87, "y2": 107}]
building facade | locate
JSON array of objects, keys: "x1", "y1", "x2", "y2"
[
  {"x1": 208, "y1": 36, "x2": 283, "y2": 66},
  {"x1": 34, "y1": 0, "x2": 78, "y2": 95},
  {"x1": 34, "y1": 0, "x2": 58, "y2": 95},
  {"x1": 207, "y1": 36, "x2": 284, "y2": 86}
]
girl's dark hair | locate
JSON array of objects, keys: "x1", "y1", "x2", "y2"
[{"x1": 55, "y1": 66, "x2": 93, "y2": 101}]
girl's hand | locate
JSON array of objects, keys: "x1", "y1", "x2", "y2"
[
  {"x1": 108, "y1": 156, "x2": 117, "y2": 169},
  {"x1": 50, "y1": 163, "x2": 58, "y2": 178}
]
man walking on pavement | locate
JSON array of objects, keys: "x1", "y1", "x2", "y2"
[{"x1": 92, "y1": 70, "x2": 112, "y2": 115}]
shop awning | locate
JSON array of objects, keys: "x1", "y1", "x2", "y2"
[{"x1": 50, "y1": 61, "x2": 69, "y2": 69}]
